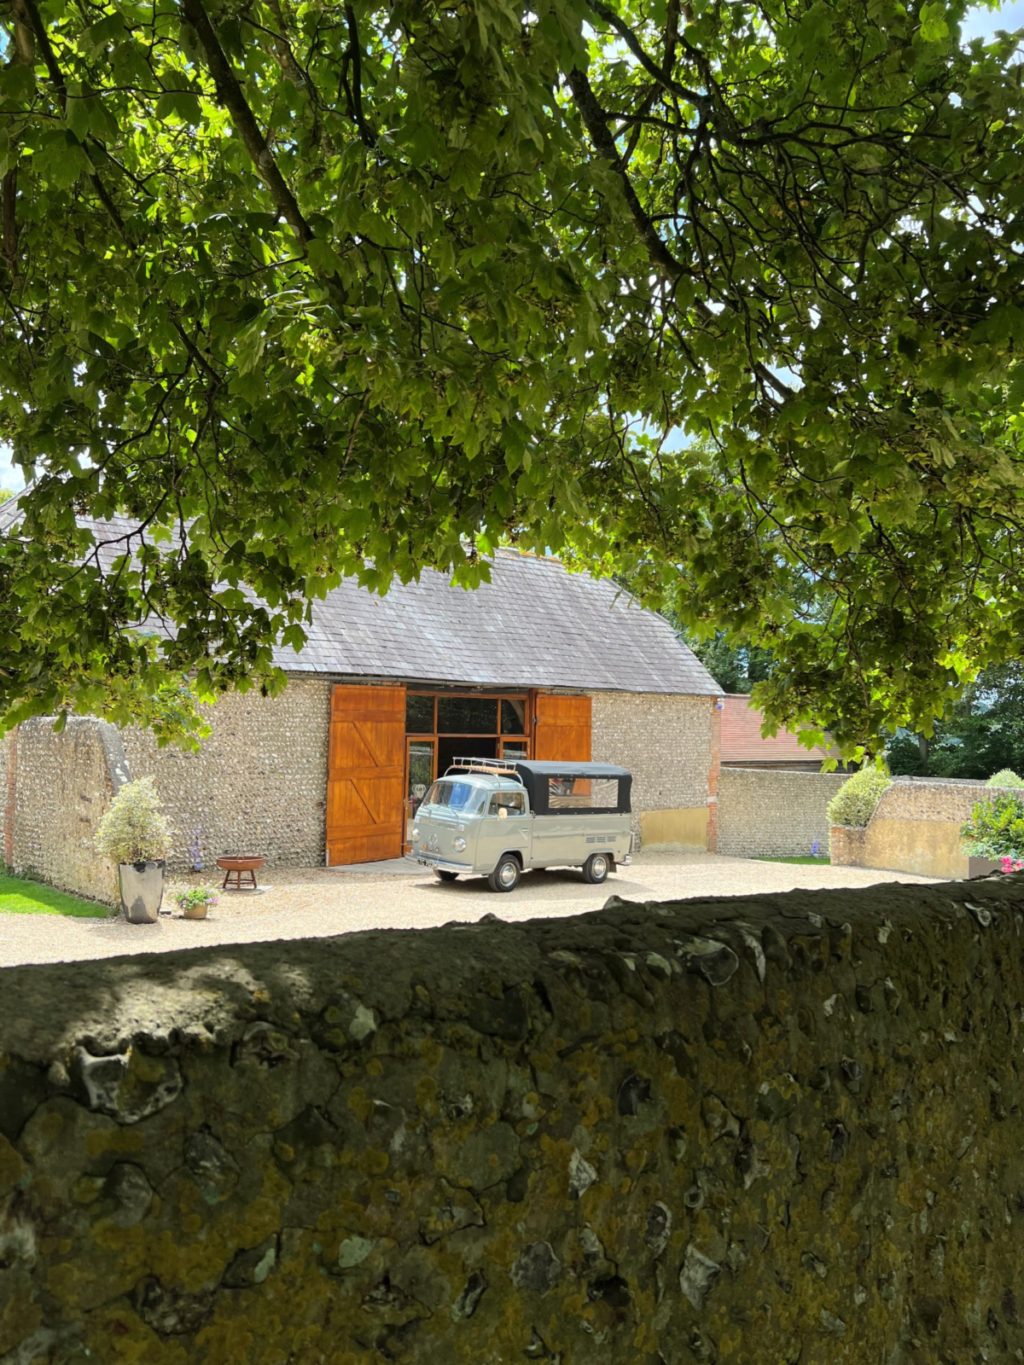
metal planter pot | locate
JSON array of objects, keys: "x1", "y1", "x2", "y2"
[
  {"x1": 118, "y1": 861, "x2": 166, "y2": 923},
  {"x1": 968, "y1": 856, "x2": 1004, "y2": 878}
]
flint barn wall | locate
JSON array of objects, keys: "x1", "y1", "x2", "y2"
[
  {"x1": 591, "y1": 692, "x2": 714, "y2": 849},
  {"x1": 122, "y1": 678, "x2": 333, "y2": 873},
  {"x1": 717, "y1": 768, "x2": 847, "y2": 858},
  {"x1": 0, "y1": 717, "x2": 129, "y2": 903},
  {"x1": 830, "y1": 776, "x2": 994, "y2": 880},
  {"x1": 0, "y1": 730, "x2": 9, "y2": 864},
  {"x1": 2, "y1": 877, "x2": 1023, "y2": 1362},
  {"x1": 3, "y1": 683, "x2": 717, "y2": 886}
]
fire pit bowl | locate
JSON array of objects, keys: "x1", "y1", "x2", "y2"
[{"x1": 216, "y1": 855, "x2": 266, "y2": 891}]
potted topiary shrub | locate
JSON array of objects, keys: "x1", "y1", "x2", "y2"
[
  {"x1": 95, "y1": 778, "x2": 173, "y2": 923},
  {"x1": 961, "y1": 793, "x2": 1024, "y2": 877}
]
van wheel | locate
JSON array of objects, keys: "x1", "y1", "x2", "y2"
[
  {"x1": 488, "y1": 854, "x2": 521, "y2": 893},
  {"x1": 582, "y1": 853, "x2": 610, "y2": 884},
  {"x1": 435, "y1": 870, "x2": 459, "y2": 883}
]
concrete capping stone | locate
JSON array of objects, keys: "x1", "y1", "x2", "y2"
[{"x1": 97, "y1": 721, "x2": 132, "y2": 793}]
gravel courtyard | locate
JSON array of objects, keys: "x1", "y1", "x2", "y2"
[{"x1": 0, "y1": 851, "x2": 940, "y2": 968}]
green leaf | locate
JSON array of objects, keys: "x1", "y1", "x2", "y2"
[{"x1": 919, "y1": 3, "x2": 951, "y2": 42}]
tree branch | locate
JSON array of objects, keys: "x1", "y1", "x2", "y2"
[
  {"x1": 344, "y1": 4, "x2": 375, "y2": 146},
  {"x1": 566, "y1": 66, "x2": 688, "y2": 283},
  {"x1": 2, "y1": 171, "x2": 18, "y2": 279},
  {"x1": 585, "y1": 0, "x2": 705, "y2": 109},
  {"x1": 179, "y1": 0, "x2": 314, "y2": 247}
]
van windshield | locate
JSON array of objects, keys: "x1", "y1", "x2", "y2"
[{"x1": 421, "y1": 779, "x2": 484, "y2": 814}]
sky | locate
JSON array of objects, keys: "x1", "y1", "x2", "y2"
[{"x1": 0, "y1": 1, "x2": 1021, "y2": 497}]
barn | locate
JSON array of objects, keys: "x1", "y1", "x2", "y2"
[{"x1": 0, "y1": 513, "x2": 723, "y2": 881}]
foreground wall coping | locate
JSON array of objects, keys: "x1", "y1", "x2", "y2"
[
  {"x1": 4, "y1": 876, "x2": 1017, "y2": 1064},
  {"x1": 4, "y1": 876, "x2": 1024, "y2": 1363}
]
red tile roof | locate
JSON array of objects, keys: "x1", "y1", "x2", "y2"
[{"x1": 720, "y1": 695, "x2": 836, "y2": 764}]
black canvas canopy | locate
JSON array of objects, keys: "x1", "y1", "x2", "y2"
[{"x1": 445, "y1": 759, "x2": 633, "y2": 816}]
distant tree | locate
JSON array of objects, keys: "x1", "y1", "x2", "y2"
[
  {"x1": 887, "y1": 666, "x2": 1024, "y2": 779},
  {"x1": 679, "y1": 631, "x2": 773, "y2": 696}
]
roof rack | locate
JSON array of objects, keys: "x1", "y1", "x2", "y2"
[{"x1": 447, "y1": 757, "x2": 524, "y2": 782}]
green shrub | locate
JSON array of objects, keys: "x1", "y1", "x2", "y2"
[
  {"x1": 986, "y1": 769, "x2": 1024, "y2": 789},
  {"x1": 961, "y1": 793, "x2": 1024, "y2": 858},
  {"x1": 95, "y1": 778, "x2": 172, "y2": 865},
  {"x1": 827, "y1": 766, "x2": 891, "y2": 827}
]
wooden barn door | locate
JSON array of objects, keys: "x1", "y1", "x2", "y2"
[
  {"x1": 327, "y1": 685, "x2": 406, "y2": 865},
  {"x1": 533, "y1": 694, "x2": 592, "y2": 761}
]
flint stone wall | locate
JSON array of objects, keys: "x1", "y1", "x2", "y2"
[
  {"x1": 0, "y1": 718, "x2": 129, "y2": 902},
  {"x1": 3, "y1": 877, "x2": 1024, "y2": 1363},
  {"x1": 592, "y1": 692, "x2": 714, "y2": 848},
  {"x1": 0, "y1": 730, "x2": 9, "y2": 863},
  {"x1": 123, "y1": 677, "x2": 333, "y2": 873},
  {"x1": 830, "y1": 777, "x2": 996, "y2": 880},
  {"x1": 716, "y1": 768, "x2": 847, "y2": 858}
]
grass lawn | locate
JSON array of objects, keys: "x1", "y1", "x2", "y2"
[
  {"x1": 758, "y1": 855, "x2": 830, "y2": 865},
  {"x1": 0, "y1": 872, "x2": 110, "y2": 917}
]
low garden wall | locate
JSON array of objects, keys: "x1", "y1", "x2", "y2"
[
  {"x1": 830, "y1": 776, "x2": 993, "y2": 879},
  {"x1": 0, "y1": 717, "x2": 129, "y2": 903},
  {"x1": 3, "y1": 878, "x2": 1024, "y2": 1361},
  {"x1": 716, "y1": 767, "x2": 847, "y2": 857}
]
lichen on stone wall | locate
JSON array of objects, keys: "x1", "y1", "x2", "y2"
[{"x1": 3, "y1": 876, "x2": 1024, "y2": 1362}]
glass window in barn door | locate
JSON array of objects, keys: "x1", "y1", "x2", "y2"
[{"x1": 407, "y1": 740, "x2": 435, "y2": 819}]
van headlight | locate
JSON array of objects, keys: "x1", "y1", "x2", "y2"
[
  {"x1": 452, "y1": 837, "x2": 467, "y2": 852},
  {"x1": 412, "y1": 826, "x2": 420, "y2": 840}
]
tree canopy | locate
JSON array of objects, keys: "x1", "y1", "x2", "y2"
[{"x1": 1, "y1": 0, "x2": 1022, "y2": 749}]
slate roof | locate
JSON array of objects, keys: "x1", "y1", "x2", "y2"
[
  {"x1": 291, "y1": 551, "x2": 721, "y2": 695},
  {"x1": 1, "y1": 497, "x2": 721, "y2": 696}
]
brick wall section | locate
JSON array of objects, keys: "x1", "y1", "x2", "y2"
[
  {"x1": 3, "y1": 718, "x2": 130, "y2": 903},
  {"x1": 717, "y1": 768, "x2": 848, "y2": 858},
  {"x1": 123, "y1": 677, "x2": 333, "y2": 873},
  {"x1": 590, "y1": 692, "x2": 714, "y2": 843},
  {"x1": 4, "y1": 877, "x2": 1024, "y2": 1361}
]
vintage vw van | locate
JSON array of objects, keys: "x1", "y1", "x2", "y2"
[{"x1": 407, "y1": 757, "x2": 633, "y2": 892}]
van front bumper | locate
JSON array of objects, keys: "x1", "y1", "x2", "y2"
[{"x1": 406, "y1": 852, "x2": 473, "y2": 875}]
